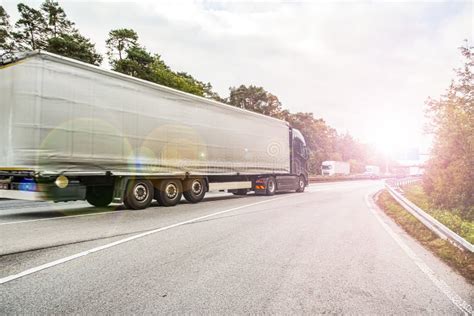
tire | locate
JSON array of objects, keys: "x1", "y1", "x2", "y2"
[
  {"x1": 232, "y1": 189, "x2": 248, "y2": 196},
  {"x1": 296, "y1": 175, "x2": 305, "y2": 193},
  {"x1": 155, "y1": 179, "x2": 183, "y2": 207},
  {"x1": 183, "y1": 178, "x2": 206, "y2": 203},
  {"x1": 86, "y1": 185, "x2": 114, "y2": 207},
  {"x1": 123, "y1": 179, "x2": 154, "y2": 210},
  {"x1": 266, "y1": 177, "x2": 276, "y2": 196}
]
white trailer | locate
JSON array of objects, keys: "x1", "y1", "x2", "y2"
[
  {"x1": 321, "y1": 161, "x2": 350, "y2": 176},
  {"x1": 364, "y1": 165, "x2": 380, "y2": 177},
  {"x1": 0, "y1": 51, "x2": 310, "y2": 209}
]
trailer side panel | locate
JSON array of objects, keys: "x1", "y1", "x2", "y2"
[{"x1": 0, "y1": 53, "x2": 290, "y2": 176}]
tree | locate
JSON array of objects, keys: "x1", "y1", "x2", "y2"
[
  {"x1": 285, "y1": 112, "x2": 340, "y2": 174},
  {"x1": 335, "y1": 133, "x2": 370, "y2": 173},
  {"x1": 41, "y1": 0, "x2": 73, "y2": 37},
  {"x1": 0, "y1": 6, "x2": 15, "y2": 58},
  {"x1": 423, "y1": 42, "x2": 474, "y2": 217},
  {"x1": 228, "y1": 85, "x2": 283, "y2": 117},
  {"x1": 40, "y1": 0, "x2": 101, "y2": 64},
  {"x1": 12, "y1": 3, "x2": 47, "y2": 50},
  {"x1": 106, "y1": 28, "x2": 138, "y2": 64},
  {"x1": 203, "y1": 82, "x2": 224, "y2": 101},
  {"x1": 225, "y1": 84, "x2": 385, "y2": 174},
  {"x1": 107, "y1": 28, "x2": 222, "y2": 99},
  {"x1": 113, "y1": 45, "x2": 154, "y2": 79},
  {"x1": 46, "y1": 33, "x2": 102, "y2": 65},
  {"x1": 10, "y1": 1, "x2": 102, "y2": 65}
]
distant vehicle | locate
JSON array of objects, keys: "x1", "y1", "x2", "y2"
[
  {"x1": 391, "y1": 165, "x2": 424, "y2": 178},
  {"x1": 0, "y1": 51, "x2": 310, "y2": 209},
  {"x1": 409, "y1": 166, "x2": 424, "y2": 176},
  {"x1": 364, "y1": 165, "x2": 380, "y2": 178},
  {"x1": 321, "y1": 161, "x2": 350, "y2": 176}
]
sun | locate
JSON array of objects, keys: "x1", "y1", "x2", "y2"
[{"x1": 365, "y1": 120, "x2": 418, "y2": 157}]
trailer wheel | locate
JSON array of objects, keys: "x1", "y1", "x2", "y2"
[
  {"x1": 296, "y1": 175, "x2": 305, "y2": 193},
  {"x1": 124, "y1": 179, "x2": 154, "y2": 210},
  {"x1": 183, "y1": 178, "x2": 206, "y2": 203},
  {"x1": 86, "y1": 186, "x2": 114, "y2": 207},
  {"x1": 266, "y1": 177, "x2": 276, "y2": 196},
  {"x1": 155, "y1": 179, "x2": 183, "y2": 207}
]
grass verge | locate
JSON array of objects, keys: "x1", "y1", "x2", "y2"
[
  {"x1": 376, "y1": 190, "x2": 474, "y2": 283},
  {"x1": 402, "y1": 183, "x2": 474, "y2": 244}
]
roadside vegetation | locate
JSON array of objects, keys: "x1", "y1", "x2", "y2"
[
  {"x1": 0, "y1": 0, "x2": 388, "y2": 175},
  {"x1": 376, "y1": 190, "x2": 474, "y2": 283},
  {"x1": 377, "y1": 46, "x2": 474, "y2": 282},
  {"x1": 402, "y1": 183, "x2": 474, "y2": 244},
  {"x1": 423, "y1": 43, "x2": 473, "y2": 219}
]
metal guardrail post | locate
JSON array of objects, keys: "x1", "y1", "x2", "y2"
[{"x1": 384, "y1": 179, "x2": 473, "y2": 253}]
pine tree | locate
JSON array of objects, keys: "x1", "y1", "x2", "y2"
[
  {"x1": 41, "y1": 0, "x2": 73, "y2": 37},
  {"x1": 12, "y1": 3, "x2": 47, "y2": 50},
  {"x1": 0, "y1": 6, "x2": 15, "y2": 58}
]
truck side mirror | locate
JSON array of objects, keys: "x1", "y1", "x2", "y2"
[{"x1": 303, "y1": 147, "x2": 309, "y2": 159}]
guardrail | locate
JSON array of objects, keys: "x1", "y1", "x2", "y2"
[
  {"x1": 385, "y1": 179, "x2": 473, "y2": 253},
  {"x1": 309, "y1": 175, "x2": 382, "y2": 183}
]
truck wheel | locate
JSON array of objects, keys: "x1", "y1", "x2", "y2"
[
  {"x1": 86, "y1": 186, "x2": 114, "y2": 207},
  {"x1": 124, "y1": 179, "x2": 154, "y2": 210},
  {"x1": 296, "y1": 176, "x2": 305, "y2": 193},
  {"x1": 266, "y1": 177, "x2": 276, "y2": 196},
  {"x1": 183, "y1": 178, "x2": 206, "y2": 203},
  {"x1": 155, "y1": 179, "x2": 183, "y2": 207}
]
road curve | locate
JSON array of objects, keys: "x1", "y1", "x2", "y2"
[{"x1": 1, "y1": 180, "x2": 472, "y2": 314}]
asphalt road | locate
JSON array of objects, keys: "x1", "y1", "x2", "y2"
[{"x1": 0, "y1": 180, "x2": 472, "y2": 314}]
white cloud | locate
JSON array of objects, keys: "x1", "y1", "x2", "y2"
[{"x1": 2, "y1": 0, "x2": 472, "y2": 150}]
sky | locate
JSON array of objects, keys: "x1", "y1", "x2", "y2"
[{"x1": 2, "y1": 0, "x2": 473, "y2": 156}]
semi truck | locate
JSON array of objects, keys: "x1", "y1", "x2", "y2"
[
  {"x1": 321, "y1": 161, "x2": 350, "y2": 176},
  {"x1": 364, "y1": 165, "x2": 380, "y2": 178},
  {"x1": 0, "y1": 51, "x2": 309, "y2": 209}
]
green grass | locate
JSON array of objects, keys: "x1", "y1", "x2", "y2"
[
  {"x1": 402, "y1": 183, "x2": 474, "y2": 244},
  {"x1": 377, "y1": 191, "x2": 474, "y2": 283}
]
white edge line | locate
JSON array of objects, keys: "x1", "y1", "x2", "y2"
[
  {"x1": 365, "y1": 193, "x2": 472, "y2": 315},
  {"x1": 0, "y1": 195, "x2": 292, "y2": 285}
]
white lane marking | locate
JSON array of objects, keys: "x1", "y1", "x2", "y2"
[
  {"x1": 365, "y1": 194, "x2": 472, "y2": 315},
  {"x1": 0, "y1": 195, "x2": 292, "y2": 285}
]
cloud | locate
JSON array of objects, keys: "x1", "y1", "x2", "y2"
[{"x1": 2, "y1": 0, "x2": 472, "y2": 149}]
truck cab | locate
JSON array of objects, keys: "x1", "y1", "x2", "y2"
[{"x1": 291, "y1": 128, "x2": 309, "y2": 183}]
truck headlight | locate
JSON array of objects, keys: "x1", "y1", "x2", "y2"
[{"x1": 55, "y1": 175, "x2": 69, "y2": 188}]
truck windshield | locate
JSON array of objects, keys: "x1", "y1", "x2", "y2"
[
  {"x1": 322, "y1": 165, "x2": 332, "y2": 170},
  {"x1": 293, "y1": 129, "x2": 309, "y2": 160}
]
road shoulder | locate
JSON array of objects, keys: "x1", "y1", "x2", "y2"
[{"x1": 367, "y1": 191, "x2": 473, "y2": 313}]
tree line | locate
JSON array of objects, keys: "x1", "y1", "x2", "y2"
[
  {"x1": 424, "y1": 42, "x2": 473, "y2": 218},
  {"x1": 0, "y1": 1, "x2": 385, "y2": 175}
]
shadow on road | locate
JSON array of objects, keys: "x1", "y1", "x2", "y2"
[{"x1": 0, "y1": 194, "x2": 249, "y2": 221}]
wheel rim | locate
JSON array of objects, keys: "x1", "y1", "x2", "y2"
[
  {"x1": 191, "y1": 180, "x2": 203, "y2": 195},
  {"x1": 134, "y1": 183, "x2": 148, "y2": 201},
  {"x1": 166, "y1": 183, "x2": 178, "y2": 199},
  {"x1": 268, "y1": 180, "x2": 275, "y2": 192},
  {"x1": 299, "y1": 179, "x2": 304, "y2": 189}
]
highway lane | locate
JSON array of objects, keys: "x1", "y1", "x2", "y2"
[{"x1": 1, "y1": 180, "x2": 472, "y2": 314}]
